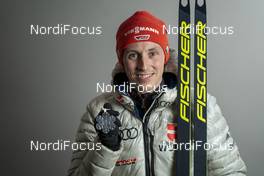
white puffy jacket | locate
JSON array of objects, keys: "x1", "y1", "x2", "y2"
[{"x1": 67, "y1": 50, "x2": 247, "y2": 176}]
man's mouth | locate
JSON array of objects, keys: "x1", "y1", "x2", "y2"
[{"x1": 136, "y1": 73, "x2": 154, "y2": 80}]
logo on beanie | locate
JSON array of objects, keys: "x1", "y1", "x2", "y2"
[
  {"x1": 124, "y1": 26, "x2": 159, "y2": 36},
  {"x1": 134, "y1": 34, "x2": 150, "y2": 41}
]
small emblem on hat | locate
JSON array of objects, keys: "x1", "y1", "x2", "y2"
[{"x1": 134, "y1": 34, "x2": 150, "y2": 41}]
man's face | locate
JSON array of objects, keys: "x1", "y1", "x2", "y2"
[{"x1": 122, "y1": 41, "x2": 165, "y2": 93}]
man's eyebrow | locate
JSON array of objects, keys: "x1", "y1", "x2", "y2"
[
  {"x1": 125, "y1": 49, "x2": 138, "y2": 53},
  {"x1": 124, "y1": 49, "x2": 138, "y2": 54},
  {"x1": 148, "y1": 47, "x2": 158, "y2": 52},
  {"x1": 124, "y1": 47, "x2": 158, "y2": 53}
]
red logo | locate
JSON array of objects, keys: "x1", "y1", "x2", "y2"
[
  {"x1": 134, "y1": 34, "x2": 150, "y2": 41},
  {"x1": 116, "y1": 95, "x2": 124, "y2": 103},
  {"x1": 167, "y1": 123, "x2": 177, "y2": 141},
  {"x1": 116, "y1": 157, "x2": 137, "y2": 166}
]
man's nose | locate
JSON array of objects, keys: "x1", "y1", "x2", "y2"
[{"x1": 137, "y1": 53, "x2": 148, "y2": 71}]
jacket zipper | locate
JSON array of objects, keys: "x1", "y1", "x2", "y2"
[
  {"x1": 119, "y1": 91, "x2": 164, "y2": 176},
  {"x1": 143, "y1": 122, "x2": 151, "y2": 176},
  {"x1": 142, "y1": 92, "x2": 164, "y2": 176}
]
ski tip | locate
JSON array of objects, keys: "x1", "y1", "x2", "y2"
[
  {"x1": 195, "y1": 0, "x2": 206, "y2": 10},
  {"x1": 179, "y1": 0, "x2": 190, "y2": 13},
  {"x1": 179, "y1": 0, "x2": 190, "y2": 8}
]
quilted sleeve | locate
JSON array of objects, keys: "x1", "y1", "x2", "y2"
[
  {"x1": 207, "y1": 94, "x2": 247, "y2": 176},
  {"x1": 67, "y1": 102, "x2": 122, "y2": 176}
]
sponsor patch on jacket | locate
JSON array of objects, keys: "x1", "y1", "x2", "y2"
[
  {"x1": 116, "y1": 157, "x2": 137, "y2": 166},
  {"x1": 116, "y1": 95, "x2": 124, "y2": 103},
  {"x1": 115, "y1": 95, "x2": 134, "y2": 112},
  {"x1": 167, "y1": 123, "x2": 177, "y2": 141},
  {"x1": 120, "y1": 127, "x2": 138, "y2": 140}
]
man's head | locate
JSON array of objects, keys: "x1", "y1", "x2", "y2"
[
  {"x1": 116, "y1": 11, "x2": 169, "y2": 92},
  {"x1": 122, "y1": 41, "x2": 165, "y2": 92}
]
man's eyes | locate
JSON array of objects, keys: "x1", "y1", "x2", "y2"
[
  {"x1": 148, "y1": 51, "x2": 159, "y2": 57},
  {"x1": 127, "y1": 52, "x2": 138, "y2": 60},
  {"x1": 126, "y1": 50, "x2": 159, "y2": 60}
]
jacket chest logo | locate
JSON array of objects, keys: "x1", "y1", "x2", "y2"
[
  {"x1": 120, "y1": 127, "x2": 139, "y2": 140},
  {"x1": 116, "y1": 157, "x2": 137, "y2": 166}
]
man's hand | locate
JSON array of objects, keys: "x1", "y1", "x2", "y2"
[{"x1": 94, "y1": 103, "x2": 122, "y2": 151}]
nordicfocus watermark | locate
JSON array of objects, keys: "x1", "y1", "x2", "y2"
[
  {"x1": 163, "y1": 24, "x2": 234, "y2": 35},
  {"x1": 96, "y1": 82, "x2": 168, "y2": 94},
  {"x1": 158, "y1": 140, "x2": 234, "y2": 152},
  {"x1": 30, "y1": 140, "x2": 102, "y2": 151},
  {"x1": 30, "y1": 24, "x2": 102, "y2": 36}
]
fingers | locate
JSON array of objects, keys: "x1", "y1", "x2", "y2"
[
  {"x1": 107, "y1": 109, "x2": 120, "y2": 116},
  {"x1": 103, "y1": 103, "x2": 112, "y2": 109},
  {"x1": 114, "y1": 118, "x2": 122, "y2": 127},
  {"x1": 102, "y1": 102, "x2": 120, "y2": 116}
]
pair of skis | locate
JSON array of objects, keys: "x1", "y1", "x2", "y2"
[{"x1": 176, "y1": 0, "x2": 207, "y2": 176}]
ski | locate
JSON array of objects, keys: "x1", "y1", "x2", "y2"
[
  {"x1": 176, "y1": 0, "x2": 191, "y2": 175},
  {"x1": 194, "y1": 0, "x2": 207, "y2": 175}
]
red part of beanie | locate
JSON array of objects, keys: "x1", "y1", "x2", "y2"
[{"x1": 116, "y1": 11, "x2": 170, "y2": 65}]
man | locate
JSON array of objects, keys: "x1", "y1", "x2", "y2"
[{"x1": 67, "y1": 11, "x2": 247, "y2": 176}]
